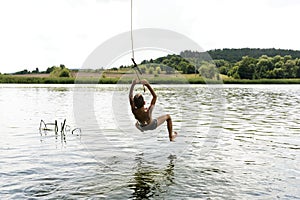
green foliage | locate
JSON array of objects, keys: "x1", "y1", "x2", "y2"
[
  {"x1": 181, "y1": 48, "x2": 300, "y2": 63},
  {"x1": 138, "y1": 49, "x2": 299, "y2": 80},
  {"x1": 46, "y1": 66, "x2": 56, "y2": 73},
  {"x1": 219, "y1": 66, "x2": 228, "y2": 75},
  {"x1": 165, "y1": 66, "x2": 175, "y2": 74},
  {"x1": 184, "y1": 64, "x2": 197, "y2": 74},
  {"x1": 284, "y1": 55, "x2": 292, "y2": 63},
  {"x1": 223, "y1": 78, "x2": 300, "y2": 84},
  {"x1": 198, "y1": 52, "x2": 300, "y2": 80},
  {"x1": 7, "y1": 48, "x2": 300, "y2": 83},
  {"x1": 274, "y1": 60, "x2": 284, "y2": 68},
  {"x1": 199, "y1": 63, "x2": 217, "y2": 79},
  {"x1": 59, "y1": 68, "x2": 71, "y2": 77},
  {"x1": 256, "y1": 56, "x2": 272, "y2": 78},
  {"x1": 273, "y1": 68, "x2": 285, "y2": 78},
  {"x1": 139, "y1": 65, "x2": 146, "y2": 74},
  {"x1": 136, "y1": 50, "x2": 300, "y2": 80},
  {"x1": 14, "y1": 69, "x2": 30, "y2": 75},
  {"x1": 50, "y1": 66, "x2": 71, "y2": 77},
  {"x1": 147, "y1": 54, "x2": 194, "y2": 74},
  {"x1": 237, "y1": 56, "x2": 257, "y2": 79},
  {"x1": 32, "y1": 68, "x2": 39, "y2": 74},
  {"x1": 0, "y1": 74, "x2": 75, "y2": 84},
  {"x1": 227, "y1": 65, "x2": 239, "y2": 78},
  {"x1": 148, "y1": 66, "x2": 154, "y2": 74},
  {"x1": 155, "y1": 66, "x2": 161, "y2": 74},
  {"x1": 215, "y1": 59, "x2": 231, "y2": 75}
]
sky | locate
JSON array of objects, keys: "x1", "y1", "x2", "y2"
[{"x1": 0, "y1": 0, "x2": 300, "y2": 73}]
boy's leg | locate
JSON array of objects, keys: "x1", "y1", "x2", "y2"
[{"x1": 157, "y1": 114, "x2": 177, "y2": 141}]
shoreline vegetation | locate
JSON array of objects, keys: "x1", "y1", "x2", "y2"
[
  {"x1": 1, "y1": 73, "x2": 300, "y2": 84},
  {"x1": 1, "y1": 48, "x2": 300, "y2": 84}
]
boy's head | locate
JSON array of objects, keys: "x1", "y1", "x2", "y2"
[{"x1": 134, "y1": 93, "x2": 145, "y2": 109}]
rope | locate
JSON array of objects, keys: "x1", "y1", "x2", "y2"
[
  {"x1": 130, "y1": 0, "x2": 145, "y2": 92},
  {"x1": 130, "y1": 0, "x2": 134, "y2": 60}
]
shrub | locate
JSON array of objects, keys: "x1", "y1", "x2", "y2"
[
  {"x1": 148, "y1": 66, "x2": 154, "y2": 74},
  {"x1": 155, "y1": 66, "x2": 161, "y2": 74},
  {"x1": 50, "y1": 66, "x2": 71, "y2": 78},
  {"x1": 59, "y1": 68, "x2": 71, "y2": 77}
]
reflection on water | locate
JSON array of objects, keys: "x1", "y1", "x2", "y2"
[
  {"x1": 0, "y1": 84, "x2": 300, "y2": 199},
  {"x1": 129, "y1": 154, "x2": 176, "y2": 199}
]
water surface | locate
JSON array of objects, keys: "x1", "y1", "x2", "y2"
[{"x1": 0, "y1": 84, "x2": 299, "y2": 199}]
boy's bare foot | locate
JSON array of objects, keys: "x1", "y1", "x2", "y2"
[{"x1": 170, "y1": 132, "x2": 178, "y2": 142}]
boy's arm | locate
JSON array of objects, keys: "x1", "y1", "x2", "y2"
[
  {"x1": 141, "y1": 79, "x2": 157, "y2": 106},
  {"x1": 129, "y1": 79, "x2": 137, "y2": 110}
]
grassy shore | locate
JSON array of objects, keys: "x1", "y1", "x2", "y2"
[
  {"x1": 222, "y1": 78, "x2": 300, "y2": 84},
  {"x1": 1, "y1": 74, "x2": 300, "y2": 84}
]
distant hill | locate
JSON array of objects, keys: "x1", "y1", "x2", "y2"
[{"x1": 180, "y1": 48, "x2": 300, "y2": 62}]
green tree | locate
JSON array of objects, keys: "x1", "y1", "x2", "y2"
[
  {"x1": 294, "y1": 66, "x2": 300, "y2": 78},
  {"x1": 46, "y1": 66, "x2": 56, "y2": 73},
  {"x1": 284, "y1": 60, "x2": 296, "y2": 78},
  {"x1": 274, "y1": 61, "x2": 284, "y2": 69},
  {"x1": 232, "y1": 72, "x2": 240, "y2": 79},
  {"x1": 32, "y1": 67, "x2": 39, "y2": 74},
  {"x1": 214, "y1": 59, "x2": 227, "y2": 68},
  {"x1": 165, "y1": 66, "x2": 174, "y2": 74},
  {"x1": 273, "y1": 68, "x2": 285, "y2": 78},
  {"x1": 272, "y1": 55, "x2": 283, "y2": 64},
  {"x1": 265, "y1": 70, "x2": 276, "y2": 78},
  {"x1": 141, "y1": 60, "x2": 148, "y2": 65},
  {"x1": 59, "y1": 68, "x2": 71, "y2": 77},
  {"x1": 295, "y1": 59, "x2": 300, "y2": 77},
  {"x1": 284, "y1": 55, "x2": 292, "y2": 63},
  {"x1": 296, "y1": 58, "x2": 300, "y2": 67},
  {"x1": 178, "y1": 61, "x2": 187, "y2": 73},
  {"x1": 199, "y1": 64, "x2": 216, "y2": 79},
  {"x1": 185, "y1": 64, "x2": 196, "y2": 74},
  {"x1": 14, "y1": 69, "x2": 30, "y2": 75},
  {"x1": 237, "y1": 56, "x2": 257, "y2": 79},
  {"x1": 148, "y1": 66, "x2": 154, "y2": 74},
  {"x1": 162, "y1": 59, "x2": 169, "y2": 66},
  {"x1": 227, "y1": 65, "x2": 239, "y2": 78},
  {"x1": 214, "y1": 59, "x2": 231, "y2": 75},
  {"x1": 139, "y1": 65, "x2": 146, "y2": 74},
  {"x1": 155, "y1": 66, "x2": 161, "y2": 74},
  {"x1": 50, "y1": 66, "x2": 71, "y2": 77},
  {"x1": 256, "y1": 56, "x2": 274, "y2": 78},
  {"x1": 219, "y1": 66, "x2": 228, "y2": 75}
]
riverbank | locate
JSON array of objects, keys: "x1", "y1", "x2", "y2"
[{"x1": 1, "y1": 74, "x2": 300, "y2": 84}]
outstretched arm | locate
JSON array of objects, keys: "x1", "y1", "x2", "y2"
[
  {"x1": 129, "y1": 79, "x2": 137, "y2": 110},
  {"x1": 141, "y1": 79, "x2": 157, "y2": 106}
]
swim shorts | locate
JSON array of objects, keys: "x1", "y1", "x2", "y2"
[{"x1": 137, "y1": 119, "x2": 158, "y2": 131}]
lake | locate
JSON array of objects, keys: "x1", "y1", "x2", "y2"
[{"x1": 0, "y1": 84, "x2": 299, "y2": 199}]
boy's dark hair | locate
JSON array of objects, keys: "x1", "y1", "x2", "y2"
[{"x1": 134, "y1": 93, "x2": 145, "y2": 109}]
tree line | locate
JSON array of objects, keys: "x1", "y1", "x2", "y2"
[
  {"x1": 218, "y1": 55, "x2": 300, "y2": 79},
  {"x1": 12, "y1": 64, "x2": 72, "y2": 77},
  {"x1": 181, "y1": 48, "x2": 300, "y2": 63},
  {"x1": 139, "y1": 48, "x2": 300, "y2": 79},
  {"x1": 5, "y1": 48, "x2": 300, "y2": 80}
]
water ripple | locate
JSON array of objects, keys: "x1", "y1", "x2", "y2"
[{"x1": 0, "y1": 84, "x2": 300, "y2": 199}]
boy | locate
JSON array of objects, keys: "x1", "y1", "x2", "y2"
[{"x1": 129, "y1": 79, "x2": 177, "y2": 141}]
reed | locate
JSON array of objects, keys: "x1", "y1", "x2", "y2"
[{"x1": 1, "y1": 74, "x2": 300, "y2": 84}]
